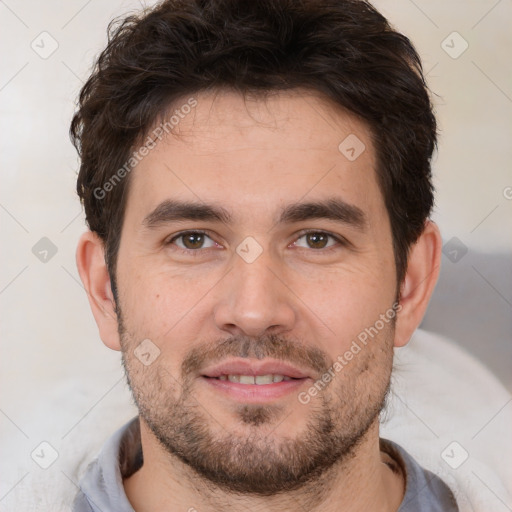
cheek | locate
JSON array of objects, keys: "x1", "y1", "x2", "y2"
[
  {"x1": 124, "y1": 353, "x2": 185, "y2": 415},
  {"x1": 119, "y1": 263, "x2": 203, "y2": 335},
  {"x1": 118, "y1": 269, "x2": 216, "y2": 376},
  {"x1": 297, "y1": 265, "x2": 396, "y2": 352},
  {"x1": 325, "y1": 320, "x2": 395, "y2": 400}
]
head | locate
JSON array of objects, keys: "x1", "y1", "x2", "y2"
[{"x1": 74, "y1": 0, "x2": 441, "y2": 496}]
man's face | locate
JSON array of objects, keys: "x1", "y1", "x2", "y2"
[{"x1": 116, "y1": 90, "x2": 398, "y2": 493}]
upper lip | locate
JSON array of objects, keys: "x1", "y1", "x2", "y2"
[{"x1": 201, "y1": 359, "x2": 312, "y2": 379}]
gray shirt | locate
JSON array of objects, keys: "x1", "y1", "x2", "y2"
[{"x1": 73, "y1": 417, "x2": 459, "y2": 511}]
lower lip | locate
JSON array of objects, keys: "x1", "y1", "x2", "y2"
[{"x1": 201, "y1": 376, "x2": 310, "y2": 402}]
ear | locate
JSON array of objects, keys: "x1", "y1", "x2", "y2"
[
  {"x1": 394, "y1": 220, "x2": 442, "y2": 348},
  {"x1": 76, "y1": 231, "x2": 121, "y2": 351}
]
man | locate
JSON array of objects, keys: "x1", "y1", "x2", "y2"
[{"x1": 71, "y1": 0, "x2": 457, "y2": 510}]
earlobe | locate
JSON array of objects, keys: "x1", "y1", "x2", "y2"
[
  {"x1": 76, "y1": 231, "x2": 122, "y2": 351},
  {"x1": 394, "y1": 221, "x2": 442, "y2": 348}
]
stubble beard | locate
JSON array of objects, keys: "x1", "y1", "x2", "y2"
[{"x1": 119, "y1": 315, "x2": 394, "y2": 496}]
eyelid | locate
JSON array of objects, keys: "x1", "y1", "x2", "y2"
[
  {"x1": 166, "y1": 229, "x2": 221, "y2": 251},
  {"x1": 291, "y1": 229, "x2": 348, "y2": 251},
  {"x1": 165, "y1": 229, "x2": 349, "y2": 253}
]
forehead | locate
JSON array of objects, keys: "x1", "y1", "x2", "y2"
[{"x1": 125, "y1": 89, "x2": 384, "y2": 226}]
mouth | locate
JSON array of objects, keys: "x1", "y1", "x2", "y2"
[
  {"x1": 200, "y1": 359, "x2": 312, "y2": 402},
  {"x1": 206, "y1": 374, "x2": 299, "y2": 384}
]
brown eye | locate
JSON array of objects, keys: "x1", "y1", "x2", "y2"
[
  {"x1": 305, "y1": 232, "x2": 329, "y2": 249},
  {"x1": 169, "y1": 231, "x2": 217, "y2": 250},
  {"x1": 181, "y1": 232, "x2": 205, "y2": 249},
  {"x1": 293, "y1": 231, "x2": 340, "y2": 250}
]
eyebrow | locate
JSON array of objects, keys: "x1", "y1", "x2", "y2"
[{"x1": 142, "y1": 197, "x2": 367, "y2": 231}]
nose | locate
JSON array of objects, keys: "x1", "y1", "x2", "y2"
[{"x1": 213, "y1": 247, "x2": 297, "y2": 338}]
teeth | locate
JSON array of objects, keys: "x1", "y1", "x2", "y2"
[
  {"x1": 218, "y1": 374, "x2": 292, "y2": 385},
  {"x1": 255, "y1": 374, "x2": 274, "y2": 385}
]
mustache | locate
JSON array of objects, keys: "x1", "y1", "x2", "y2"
[{"x1": 181, "y1": 333, "x2": 331, "y2": 379}]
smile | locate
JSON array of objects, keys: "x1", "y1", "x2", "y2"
[{"x1": 213, "y1": 374, "x2": 295, "y2": 384}]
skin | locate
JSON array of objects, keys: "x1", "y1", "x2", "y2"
[{"x1": 76, "y1": 89, "x2": 442, "y2": 512}]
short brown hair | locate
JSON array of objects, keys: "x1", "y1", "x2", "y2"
[{"x1": 71, "y1": 0, "x2": 437, "y2": 296}]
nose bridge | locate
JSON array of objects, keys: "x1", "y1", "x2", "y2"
[{"x1": 213, "y1": 242, "x2": 296, "y2": 336}]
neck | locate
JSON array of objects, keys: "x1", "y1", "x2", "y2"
[{"x1": 124, "y1": 419, "x2": 404, "y2": 512}]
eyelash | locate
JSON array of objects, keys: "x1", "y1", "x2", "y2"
[{"x1": 165, "y1": 229, "x2": 347, "y2": 255}]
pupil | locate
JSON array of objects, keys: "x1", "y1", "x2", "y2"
[
  {"x1": 307, "y1": 233, "x2": 327, "y2": 248},
  {"x1": 184, "y1": 233, "x2": 203, "y2": 249}
]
